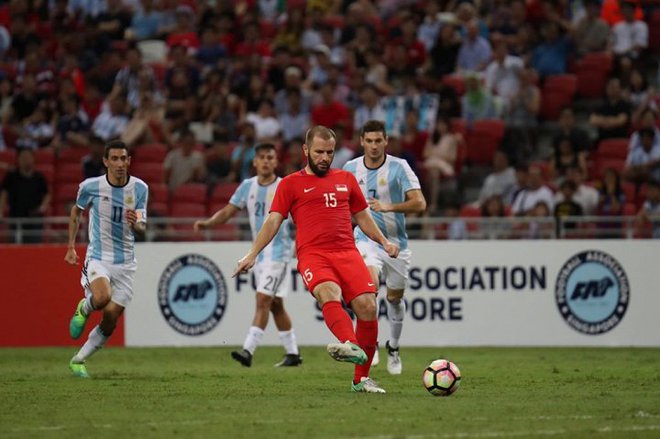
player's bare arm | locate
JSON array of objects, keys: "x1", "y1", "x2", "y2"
[
  {"x1": 194, "y1": 204, "x2": 240, "y2": 232},
  {"x1": 65, "y1": 205, "x2": 83, "y2": 265},
  {"x1": 126, "y1": 209, "x2": 146, "y2": 238},
  {"x1": 233, "y1": 211, "x2": 285, "y2": 277},
  {"x1": 353, "y1": 208, "x2": 399, "y2": 258},
  {"x1": 368, "y1": 189, "x2": 427, "y2": 214}
]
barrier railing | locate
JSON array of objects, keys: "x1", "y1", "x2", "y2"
[{"x1": 0, "y1": 215, "x2": 655, "y2": 244}]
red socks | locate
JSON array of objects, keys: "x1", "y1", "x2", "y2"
[
  {"x1": 354, "y1": 319, "x2": 378, "y2": 383},
  {"x1": 322, "y1": 301, "x2": 357, "y2": 343}
]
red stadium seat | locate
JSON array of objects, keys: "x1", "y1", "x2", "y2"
[
  {"x1": 54, "y1": 183, "x2": 79, "y2": 204},
  {"x1": 594, "y1": 158, "x2": 626, "y2": 179},
  {"x1": 210, "y1": 182, "x2": 240, "y2": 205},
  {"x1": 442, "y1": 75, "x2": 465, "y2": 96},
  {"x1": 169, "y1": 202, "x2": 206, "y2": 217},
  {"x1": 0, "y1": 149, "x2": 16, "y2": 167},
  {"x1": 465, "y1": 119, "x2": 505, "y2": 166},
  {"x1": 149, "y1": 182, "x2": 169, "y2": 204},
  {"x1": 209, "y1": 223, "x2": 241, "y2": 241},
  {"x1": 597, "y1": 138, "x2": 629, "y2": 160},
  {"x1": 576, "y1": 52, "x2": 613, "y2": 99},
  {"x1": 172, "y1": 183, "x2": 207, "y2": 204},
  {"x1": 149, "y1": 201, "x2": 168, "y2": 217},
  {"x1": 56, "y1": 163, "x2": 84, "y2": 183},
  {"x1": 57, "y1": 147, "x2": 88, "y2": 165},
  {"x1": 34, "y1": 147, "x2": 55, "y2": 165},
  {"x1": 541, "y1": 75, "x2": 577, "y2": 121},
  {"x1": 131, "y1": 162, "x2": 165, "y2": 185},
  {"x1": 132, "y1": 143, "x2": 168, "y2": 163}
]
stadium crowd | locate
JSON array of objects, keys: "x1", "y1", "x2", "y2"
[{"x1": 0, "y1": 0, "x2": 659, "y2": 241}]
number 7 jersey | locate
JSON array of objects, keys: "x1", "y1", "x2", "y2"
[
  {"x1": 270, "y1": 169, "x2": 368, "y2": 258},
  {"x1": 76, "y1": 175, "x2": 149, "y2": 264}
]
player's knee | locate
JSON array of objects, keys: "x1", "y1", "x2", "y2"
[
  {"x1": 94, "y1": 291, "x2": 112, "y2": 308},
  {"x1": 354, "y1": 297, "x2": 377, "y2": 319},
  {"x1": 387, "y1": 290, "x2": 404, "y2": 304},
  {"x1": 256, "y1": 294, "x2": 273, "y2": 311},
  {"x1": 270, "y1": 297, "x2": 284, "y2": 314}
]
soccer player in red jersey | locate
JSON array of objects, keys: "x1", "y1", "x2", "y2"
[{"x1": 234, "y1": 126, "x2": 399, "y2": 393}]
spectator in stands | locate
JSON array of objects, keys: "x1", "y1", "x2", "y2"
[
  {"x1": 480, "y1": 195, "x2": 511, "y2": 239},
  {"x1": 629, "y1": 109, "x2": 660, "y2": 150},
  {"x1": 196, "y1": 27, "x2": 227, "y2": 69},
  {"x1": 554, "y1": 179, "x2": 583, "y2": 234},
  {"x1": 0, "y1": 149, "x2": 50, "y2": 243},
  {"x1": 307, "y1": 44, "x2": 334, "y2": 87},
  {"x1": 532, "y1": 21, "x2": 570, "y2": 78},
  {"x1": 92, "y1": 95, "x2": 129, "y2": 141},
  {"x1": 558, "y1": 165, "x2": 599, "y2": 215},
  {"x1": 280, "y1": 88, "x2": 309, "y2": 143},
  {"x1": 311, "y1": 82, "x2": 350, "y2": 133},
  {"x1": 163, "y1": 128, "x2": 206, "y2": 192},
  {"x1": 612, "y1": 1, "x2": 648, "y2": 60},
  {"x1": 424, "y1": 116, "x2": 460, "y2": 212},
  {"x1": 444, "y1": 197, "x2": 467, "y2": 240},
  {"x1": 624, "y1": 128, "x2": 660, "y2": 184},
  {"x1": 301, "y1": 7, "x2": 324, "y2": 51},
  {"x1": 504, "y1": 67, "x2": 540, "y2": 129},
  {"x1": 206, "y1": 135, "x2": 233, "y2": 186},
  {"x1": 165, "y1": 5, "x2": 200, "y2": 50},
  {"x1": 457, "y1": 19, "x2": 492, "y2": 72},
  {"x1": 549, "y1": 136, "x2": 587, "y2": 182},
  {"x1": 554, "y1": 107, "x2": 592, "y2": 152},
  {"x1": 121, "y1": 89, "x2": 170, "y2": 148},
  {"x1": 462, "y1": 74, "x2": 498, "y2": 123},
  {"x1": 418, "y1": 0, "x2": 443, "y2": 53},
  {"x1": 590, "y1": 77, "x2": 630, "y2": 142},
  {"x1": 274, "y1": 67, "x2": 311, "y2": 116},
  {"x1": 512, "y1": 165, "x2": 555, "y2": 215},
  {"x1": 272, "y1": 8, "x2": 305, "y2": 55},
  {"x1": 353, "y1": 84, "x2": 385, "y2": 139},
  {"x1": 387, "y1": 135, "x2": 418, "y2": 175},
  {"x1": 386, "y1": 15, "x2": 426, "y2": 70},
  {"x1": 231, "y1": 122, "x2": 257, "y2": 181},
  {"x1": 282, "y1": 137, "x2": 304, "y2": 176},
  {"x1": 363, "y1": 47, "x2": 392, "y2": 95},
  {"x1": 16, "y1": 107, "x2": 55, "y2": 150},
  {"x1": 54, "y1": 96, "x2": 89, "y2": 149},
  {"x1": 330, "y1": 125, "x2": 355, "y2": 170},
  {"x1": 234, "y1": 20, "x2": 271, "y2": 58},
  {"x1": 598, "y1": 167, "x2": 626, "y2": 215},
  {"x1": 109, "y1": 46, "x2": 156, "y2": 111},
  {"x1": 246, "y1": 99, "x2": 281, "y2": 143},
  {"x1": 525, "y1": 201, "x2": 553, "y2": 239},
  {"x1": 92, "y1": 0, "x2": 132, "y2": 54},
  {"x1": 126, "y1": 0, "x2": 162, "y2": 41},
  {"x1": 3, "y1": 74, "x2": 39, "y2": 124},
  {"x1": 574, "y1": 0, "x2": 611, "y2": 57},
  {"x1": 484, "y1": 41, "x2": 524, "y2": 109},
  {"x1": 400, "y1": 110, "x2": 428, "y2": 162},
  {"x1": 635, "y1": 179, "x2": 660, "y2": 238},
  {"x1": 479, "y1": 150, "x2": 517, "y2": 205},
  {"x1": 205, "y1": 94, "x2": 238, "y2": 142},
  {"x1": 426, "y1": 20, "x2": 461, "y2": 78},
  {"x1": 626, "y1": 68, "x2": 657, "y2": 126},
  {"x1": 82, "y1": 136, "x2": 106, "y2": 179}
]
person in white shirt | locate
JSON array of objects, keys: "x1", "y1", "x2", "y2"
[
  {"x1": 246, "y1": 99, "x2": 282, "y2": 143},
  {"x1": 612, "y1": 1, "x2": 648, "y2": 59},
  {"x1": 479, "y1": 150, "x2": 517, "y2": 204},
  {"x1": 555, "y1": 165, "x2": 599, "y2": 215},
  {"x1": 512, "y1": 165, "x2": 555, "y2": 215},
  {"x1": 484, "y1": 41, "x2": 524, "y2": 108}
]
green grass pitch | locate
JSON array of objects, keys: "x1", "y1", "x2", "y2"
[{"x1": 1, "y1": 347, "x2": 659, "y2": 438}]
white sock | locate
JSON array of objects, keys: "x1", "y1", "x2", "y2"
[
  {"x1": 388, "y1": 300, "x2": 406, "y2": 349},
  {"x1": 278, "y1": 329, "x2": 299, "y2": 355},
  {"x1": 73, "y1": 326, "x2": 108, "y2": 362},
  {"x1": 242, "y1": 326, "x2": 264, "y2": 355},
  {"x1": 81, "y1": 296, "x2": 95, "y2": 316}
]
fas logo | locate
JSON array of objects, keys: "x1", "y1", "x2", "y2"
[
  {"x1": 158, "y1": 254, "x2": 228, "y2": 336},
  {"x1": 555, "y1": 250, "x2": 629, "y2": 335}
]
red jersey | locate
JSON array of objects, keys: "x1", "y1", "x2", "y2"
[{"x1": 270, "y1": 169, "x2": 368, "y2": 257}]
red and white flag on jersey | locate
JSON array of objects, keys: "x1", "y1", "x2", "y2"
[{"x1": 336, "y1": 184, "x2": 348, "y2": 192}]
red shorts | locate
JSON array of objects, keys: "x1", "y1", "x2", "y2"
[{"x1": 297, "y1": 248, "x2": 376, "y2": 304}]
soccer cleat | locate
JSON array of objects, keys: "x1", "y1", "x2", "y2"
[
  {"x1": 231, "y1": 349, "x2": 253, "y2": 367},
  {"x1": 69, "y1": 299, "x2": 89, "y2": 340},
  {"x1": 274, "y1": 353, "x2": 303, "y2": 367},
  {"x1": 352, "y1": 377, "x2": 386, "y2": 393},
  {"x1": 69, "y1": 359, "x2": 89, "y2": 378},
  {"x1": 386, "y1": 340, "x2": 402, "y2": 375},
  {"x1": 326, "y1": 341, "x2": 367, "y2": 365},
  {"x1": 371, "y1": 345, "x2": 380, "y2": 366}
]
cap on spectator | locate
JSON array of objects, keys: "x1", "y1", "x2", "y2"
[{"x1": 314, "y1": 44, "x2": 331, "y2": 57}]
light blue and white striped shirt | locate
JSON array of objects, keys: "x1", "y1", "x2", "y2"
[
  {"x1": 76, "y1": 175, "x2": 148, "y2": 264},
  {"x1": 229, "y1": 176, "x2": 293, "y2": 263},
  {"x1": 343, "y1": 155, "x2": 421, "y2": 250}
]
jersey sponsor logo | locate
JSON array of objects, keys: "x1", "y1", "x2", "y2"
[
  {"x1": 304, "y1": 187, "x2": 316, "y2": 193},
  {"x1": 335, "y1": 184, "x2": 348, "y2": 192},
  {"x1": 555, "y1": 250, "x2": 629, "y2": 335},
  {"x1": 158, "y1": 254, "x2": 228, "y2": 336}
]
